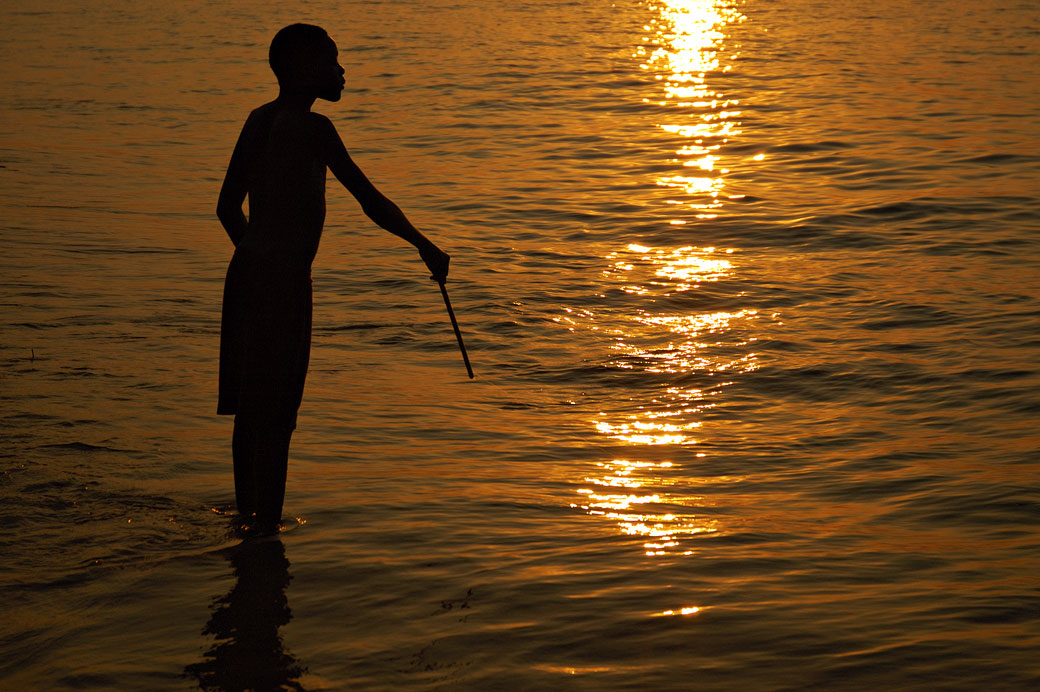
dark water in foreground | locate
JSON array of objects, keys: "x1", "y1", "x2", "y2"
[{"x1": 2, "y1": 0, "x2": 1039, "y2": 689}]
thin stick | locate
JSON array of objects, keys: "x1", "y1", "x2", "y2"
[{"x1": 438, "y1": 280, "x2": 474, "y2": 379}]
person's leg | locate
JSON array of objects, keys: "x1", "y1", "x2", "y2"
[
  {"x1": 236, "y1": 270, "x2": 308, "y2": 533},
  {"x1": 253, "y1": 423, "x2": 293, "y2": 533},
  {"x1": 232, "y1": 415, "x2": 257, "y2": 520}
]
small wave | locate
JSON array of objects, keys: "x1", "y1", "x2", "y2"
[
  {"x1": 35, "y1": 441, "x2": 132, "y2": 453},
  {"x1": 770, "y1": 140, "x2": 853, "y2": 153},
  {"x1": 954, "y1": 153, "x2": 1040, "y2": 165}
]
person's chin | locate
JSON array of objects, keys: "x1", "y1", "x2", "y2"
[{"x1": 321, "y1": 91, "x2": 343, "y2": 102}]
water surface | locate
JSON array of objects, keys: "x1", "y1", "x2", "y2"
[{"x1": 2, "y1": 0, "x2": 1039, "y2": 689}]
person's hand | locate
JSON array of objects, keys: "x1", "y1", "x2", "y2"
[{"x1": 419, "y1": 241, "x2": 450, "y2": 283}]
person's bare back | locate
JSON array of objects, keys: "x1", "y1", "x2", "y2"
[{"x1": 224, "y1": 103, "x2": 330, "y2": 265}]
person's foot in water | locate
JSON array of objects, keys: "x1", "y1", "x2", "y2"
[{"x1": 234, "y1": 512, "x2": 281, "y2": 538}]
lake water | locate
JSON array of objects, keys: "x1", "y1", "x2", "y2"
[{"x1": 2, "y1": 0, "x2": 1039, "y2": 689}]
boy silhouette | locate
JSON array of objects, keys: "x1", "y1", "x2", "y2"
[{"x1": 217, "y1": 23, "x2": 450, "y2": 534}]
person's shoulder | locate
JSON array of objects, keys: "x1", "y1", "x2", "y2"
[
  {"x1": 307, "y1": 111, "x2": 335, "y2": 130},
  {"x1": 239, "y1": 102, "x2": 276, "y2": 131},
  {"x1": 249, "y1": 101, "x2": 281, "y2": 120},
  {"x1": 305, "y1": 112, "x2": 340, "y2": 142}
]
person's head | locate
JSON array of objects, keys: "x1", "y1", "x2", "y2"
[{"x1": 269, "y1": 23, "x2": 345, "y2": 101}]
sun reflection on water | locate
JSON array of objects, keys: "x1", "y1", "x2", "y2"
[
  {"x1": 602, "y1": 244, "x2": 760, "y2": 379},
  {"x1": 570, "y1": 1, "x2": 751, "y2": 563},
  {"x1": 572, "y1": 459, "x2": 719, "y2": 557},
  {"x1": 572, "y1": 242, "x2": 760, "y2": 556},
  {"x1": 607, "y1": 243, "x2": 733, "y2": 293},
  {"x1": 638, "y1": 0, "x2": 746, "y2": 218},
  {"x1": 653, "y1": 606, "x2": 703, "y2": 617}
]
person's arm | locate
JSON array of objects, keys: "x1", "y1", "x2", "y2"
[
  {"x1": 216, "y1": 121, "x2": 251, "y2": 246},
  {"x1": 317, "y1": 115, "x2": 450, "y2": 281}
]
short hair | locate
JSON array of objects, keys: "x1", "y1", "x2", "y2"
[{"x1": 269, "y1": 23, "x2": 329, "y2": 82}]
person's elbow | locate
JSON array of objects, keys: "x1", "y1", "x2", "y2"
[
  {"x1": 216, "y1": 197, "x2": 238, "y2": 224},
  {"x1": 361, "y1": 195, "x2": 397, "y2": 225}
]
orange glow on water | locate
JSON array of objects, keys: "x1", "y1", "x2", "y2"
[
  {"x1": 572, "y1": 458, "x2": 720, "y2": 556},
  {"x1": 654, "y1": 606, "x2": 702, "y2": 617},
  {"x1": 639, "y1": 0, "x2": 746, "y2": 217},
  {"x1": 572, "y1": 244, "x2": 760, "y2": 556},
  {"x1": 1, "y1": 0, "x2": 1038, "y2": 685},
  {"x1": 607, "y1": 243, "x2": 734, "y2": 293},
  {"x1": 570, "y1": 1, "x2": 754, "y2": 560}
]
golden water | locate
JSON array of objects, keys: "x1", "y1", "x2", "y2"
[{"x1": 2, "y1": 0, "x2": 1039, "y2": 689}]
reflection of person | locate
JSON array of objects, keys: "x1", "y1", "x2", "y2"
[
  {"x1": 184, "y1": 539, "x2": 306, "y2": 691},
  {"x1": 217, "y1": 24, "x2": 450, "y2": 533}
]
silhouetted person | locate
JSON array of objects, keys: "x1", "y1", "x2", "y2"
[
  {"x1": 217, "y1": 24, "x2": 450, "y2": 533},
  {"x1": 185, "y1": 539, "x2": 306, "y2": 691}
]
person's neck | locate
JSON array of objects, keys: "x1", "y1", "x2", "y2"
[{"x1": 274, "y1": 87, "x2": 316, "y2": 111}]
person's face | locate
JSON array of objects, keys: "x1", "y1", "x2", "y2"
[{"x1": 312, "y1": 37, "x2": 346, "y2": 102}]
